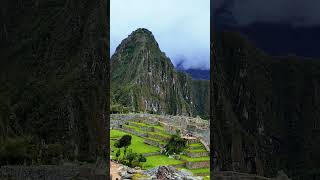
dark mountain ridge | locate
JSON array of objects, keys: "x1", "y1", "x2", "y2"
[{"x1": 212, "y1": 31, "x2": 320, "y2": 179}]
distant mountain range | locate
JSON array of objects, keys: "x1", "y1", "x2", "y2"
[{"x1": 176, "y1": 63, "x2": 210, "y2": 80}]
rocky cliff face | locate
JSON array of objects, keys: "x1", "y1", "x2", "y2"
[
  {"x1": 0, "y1": 0, "x2": 108, "y2": 162},
  {"x1": 212, "y1": 32, "x2": 320, "y2": 179},
  {"x1": 111, "y1": 28, "x2": 209, "y2": 117},
  {"x1": 192, "y1": 80, "x2": 210, "y2": 119}
]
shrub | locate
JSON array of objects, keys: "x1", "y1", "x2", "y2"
[
  {"x1": 164, "y1": 134, "x2": 187, "y2": 155},
  {"x1": 121, "y1": 149, "x2": 147, "y2": 168}
]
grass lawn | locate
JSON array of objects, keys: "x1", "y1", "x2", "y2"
[
  {"x1": 123, "y1": 124, "x2": 145, "y2": 133},
  {"x1": 110, "y1": 129, "x2": 128, "y2": 138},
  {"x1": 110, "y1": 129, "x2": 159, "y2": 156},
  {"x1": 190, "y1": 168, "x2": 210, "y2": 174},
  {"x1": 180, "y1": 155, "x2": 210, "y2": 162},
  {"x1": 142, "y1": 155, "x2": 184, "y2": 169},
  {"x1": 186, "y1": 148, "x2": 208, "y2": 153},
  {"x1": 110, "y1": 129, "x2": 210, "y2": 178},
  {"x1": 189, "y1": 143, "x2": 204, "y2": 148}
]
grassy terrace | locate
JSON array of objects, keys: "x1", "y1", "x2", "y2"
[
  {"x1": 180, "y1": 155, "x2": 210, "y2": 162},
  {"x1": 110, "y1": 120, "x2": 210, "y2": 177},
  {"x1": 186, "y1": 148, "x2": 208, "y2": 153},
  {"x1": 110, "y1": 130, "x2": 159, "y2": 155},
  {"x1": 143, "y1": 155, "x2": 184, "y2": 169},
  {"x1": 189, "y1": 143, "x2": 204, "y2": 148}
]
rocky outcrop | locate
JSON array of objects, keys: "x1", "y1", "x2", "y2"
[
  {"x1": 112, "y1": 162, "x2": 203, "y2": 180},
  {"x1": 212, "y1": 32, "x2": 320, "y2": 179},
  {"x1": 0, "y1": 0, "x2": 108, "y2": 162},
  {"x1": 111, "y1": 28, "x2": 209, "y2": 117},
  {"x1": 144, "y1": 166, "x2": 203, "y2": 180}
]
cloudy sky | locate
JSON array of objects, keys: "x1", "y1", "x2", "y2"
[
  {"x1": 212, "y1": 0, "x2": 320, "y2": 58},
  {"x1": 111, "y1": 0, "x2": 210, "y2": 70},
  {"x1": 213, "y1": 0, "x2": 320, "y2": 27}
]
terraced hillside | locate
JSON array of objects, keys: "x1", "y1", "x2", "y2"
[{"x1": 110, "y1": 118, "x2": 210, "y2": 178}]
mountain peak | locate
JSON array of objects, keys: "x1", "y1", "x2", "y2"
[
  {"x1": 114, "y1": 28, "x2": 158, "y2": 54},
  {"x1": 129, "y1": 28, "x2": 155, "y2": 40},
  {"x1": 133, "y1": 28, "x2": 153, "y2": 34}
]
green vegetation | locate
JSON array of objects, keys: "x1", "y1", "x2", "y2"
[
  {"x1": 143, "y1": 155, "x2": 184, "y2": 169},
  {"x1": 110, "y1": 130, "x2": 159, "y2": 155},
  {"x1": 190, "y1": 168, "x2": 210, "y2": 174},
  {"x1": 186, "y1": 149, "x2": 208, "y2": 153},
  {"x1": 114, "y1": 134, "x2": 132, "y2": 155},
  {"x1": 113, "y1": 134, "x2": 147, "y2": 168},
  {"x1": 111, "y1": 28, "x2": 209, "y2": 117},
  {"x1": 189, "y1": 143, "x2": 204, "y2": 148},
  {"x1": 164, "y1": 134, "x2": 187, "y2": 155},
  {"x1": 180, "y1": 155, "x2": 210, "y2": 162},
  {"x1": 110, "y1": 120, "x2": 210, "y2": 178},
  {"x1": 111, "y1": 103, "x2": 130, "y2": 114}
]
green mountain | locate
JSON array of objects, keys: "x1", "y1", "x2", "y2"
[
  {"x1": 212, "y1": 31, "x2": 320, "y2": 179},
  {"x1": 0, "y1": 0, "x2": 108, "y2": 164},
  {"x1": 111, "y1": 28, "x2": 209, "y2": 118}
]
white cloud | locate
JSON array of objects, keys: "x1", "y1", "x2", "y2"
[{"x1": 111, "y1": 0, "x2": 210, "y2": 70}]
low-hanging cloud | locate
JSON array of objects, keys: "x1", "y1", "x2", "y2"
[
  {"x1": 111, "y1": 0, "x2": 210, "y2": 70},
  {"x1": 213, "y1": 0, "x2": 320, "y2": 27}
]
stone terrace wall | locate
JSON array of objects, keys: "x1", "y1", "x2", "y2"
[
  {"x1": 0, "y1": 165, "x2": 107, "y2": 180},
  {"x1": 186, "y1": 161, "x2": 210, "y2": 169},
  {"x1": 186, "y1": 151, "x2": 209, "y2": 158},
  {"x1": 110, "y1": 113, "x2": 210, "y2": 148}
]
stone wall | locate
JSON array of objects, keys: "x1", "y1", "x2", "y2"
[
  {"x1": 110, "y1": 113, "x2": 210, "y2": 149},
  {"x1": 0, "y1": 165, "x2": 107, "y2": 180},
  {"x1": 186, "y1": 151, "x2": 209, "y2": 158},
  {"x1": 144, "y1": 139, "x2": 164, "y2": 148},
  {"x1": 148, "y1": 133, "x2": 169, "y2": 141},
  {"x1": 186, "y1": 161, "x2": 210, "y2": 169},
  {"x1": 120, "y1": 126, "x2": 148, "y2": 137}
]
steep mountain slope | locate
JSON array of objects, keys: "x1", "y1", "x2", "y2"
[
  {"x1": 192, "y1": 80, "x2": 210, "y2": 119},
  {"x1": 0, "y1": 0, "x2": 108, "y2": 163},
  {"x1": 212, "y1": 31, "x2": 320, "y2": 179},
  {"x1": 111, "y1": 28, "x2": 209, "y2": 117}
]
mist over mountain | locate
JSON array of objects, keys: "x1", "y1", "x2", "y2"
[{"x1": 176, "y1": 62, "x2": 210, "y2": 80}]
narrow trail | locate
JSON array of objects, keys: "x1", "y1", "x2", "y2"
[{"x1": 110, "y1": 161, "x2": 121, "y2": 180}]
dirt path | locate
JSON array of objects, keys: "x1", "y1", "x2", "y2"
[{"x1": 110, "y1": 161, "x2": 121, "y2": 180}]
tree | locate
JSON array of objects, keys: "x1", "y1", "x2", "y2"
[
  {"x1": 125, "y1": 149, "x2": 136, "y2": 167},
  {"x1": 138, "y1": 154, "x2": 146, "y2": 163},
  {"x1": 115, "y1": 149, "x2": 120, "y2": 162},
  {"x1": 164, "y1": 134, "x2": 187, "y2": 155},
  {"x1": 118, "y1": 135, "x2": 132, "y2": 156}
]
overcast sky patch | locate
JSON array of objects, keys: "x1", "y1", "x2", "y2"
[{"x1": 111, "y1": 0, "x2": 210, "y2": 70}]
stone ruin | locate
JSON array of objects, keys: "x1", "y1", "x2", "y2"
[{"x1": 110, "y1": 113, "x2": 210, "y2": 150}]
